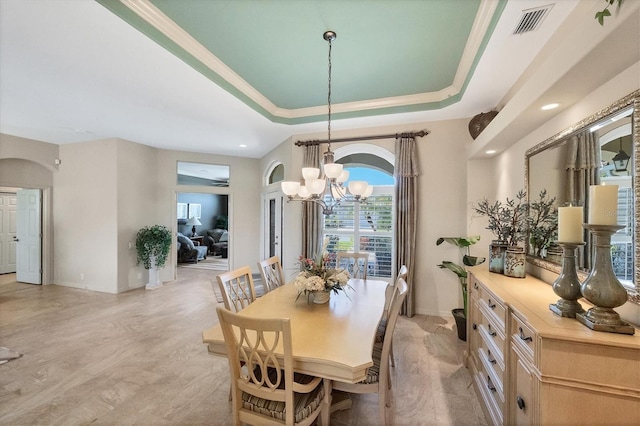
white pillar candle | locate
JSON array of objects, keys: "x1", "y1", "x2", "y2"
[
  {"x1": 558, "y1": 206, "x2": 584, "y2": 243},
  {"x1": 588, "y1": 184, "x2": 619, "y2": 225}
]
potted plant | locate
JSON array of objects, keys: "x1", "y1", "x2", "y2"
[
  {"x1": 473, "y1": 189, "x2": 528, "y2": 275},
  {"x1": 135, "y1": 225, "x2": 172, "y2": 290},
  {"x1": 436, "y1": 236, "x2": 486, "y2": 341}
]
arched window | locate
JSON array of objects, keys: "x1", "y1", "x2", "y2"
[
  {"x1": 268, "y1": 163, "x2": 284, "y2": 185},
  {"x1": 323, "y1": 145, "x2": 394, "y2": 278}
]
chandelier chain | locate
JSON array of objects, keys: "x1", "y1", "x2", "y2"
[{"x1": 327, "y1": 35, "x2": 332, "y2": 150}]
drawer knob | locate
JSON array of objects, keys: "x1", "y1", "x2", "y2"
[
  {"x1": 488, "y1": 299, "x2": 496, "y2": 309},
  {"x1": 487, "y1": 376, "x2": 496, "y2": 392},
  {"x1": 487, "y1": 349, "x2": 496, "y2": 364},
  {"x1": 472, "y1": 323, "x2": 477, "y2": 330},
  {"x1": 516, "y1": 396, "x2": 526, "y2": 410},
  {"x1": 518, "y1": 326, "x2": 533, "y2": 342}
]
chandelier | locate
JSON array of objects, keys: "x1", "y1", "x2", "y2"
[{"x1": 281, "y1": 31, "x2": 373, "y2": 216}]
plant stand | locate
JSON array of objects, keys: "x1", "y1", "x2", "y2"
[{"x1": 145, "y1": 255, "x2": 162, "y2": 290}]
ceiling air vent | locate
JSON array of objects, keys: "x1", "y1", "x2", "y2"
[{"x1": 513, "y1": 4, "x2": 554, "y2": 35}]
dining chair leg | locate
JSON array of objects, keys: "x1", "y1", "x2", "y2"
[{"x1": 390, "y1": 341, "x2": 395, "y2": 368}]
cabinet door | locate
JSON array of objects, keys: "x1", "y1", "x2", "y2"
[{"x1": 514, "y1": 355, "x2": 533, "y2": 425}]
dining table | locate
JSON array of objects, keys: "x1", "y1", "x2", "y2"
[{"x1": 202, "y1": 278, "x2": 388, "y2": 384}]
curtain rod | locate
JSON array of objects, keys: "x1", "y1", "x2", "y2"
[{"x1": 294, "y1": 129, "x2": 429, "y2": 147}]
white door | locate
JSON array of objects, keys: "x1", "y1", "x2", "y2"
[
  {"x1": 265, "y1": 193, "x2": 283, "y2": 262},
  {"x1": 0, "y1": 194, "x2": 18, "y2": 274},
  {"x1": 16, "y1": 189, "x2": 41, "y2": 284}
]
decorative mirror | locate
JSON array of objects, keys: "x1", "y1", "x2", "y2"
[
  {"x1": 177, "y1": 161, "x2": 230, "y2": 187},
  {"x1": 525, "y1": 89, "x2": 639, "y2": 304}
]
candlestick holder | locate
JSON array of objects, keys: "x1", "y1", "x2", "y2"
[
  {"x1": 549, "y1": 242, "x2": 585, "y2": 318},
  {"x1": 576, "y1": 224, "x2": 635, "y2": 335}
]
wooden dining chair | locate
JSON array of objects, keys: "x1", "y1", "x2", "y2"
[
  {"x1": 216, "y1": 265, "x2": 257, "y2": 313},
  {"x1": 216, "y1": 307, "x2": 331, "y2": 426},
  {"x1": 336, "y1": 252, "x2": 369, "y2": 279},
  {"x1": 257, "y1": 256, "x2": 285, "y2": 293},
  {"x1": 377, "y1": 264, "x2": 408, "y2": 369},
  {"x1": 333, "y1": 278, "x2": 408, "y2": 425}
]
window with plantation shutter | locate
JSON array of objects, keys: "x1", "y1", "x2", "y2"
[
  {"x1": 612, "y1": 185, "x2": 633, "y2": 285},
  {"x1": 323, "y1": 186, "x2": 394, "y2": 278}
]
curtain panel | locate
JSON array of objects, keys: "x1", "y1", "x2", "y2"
[
  {"x1": 394, "y1": 136, "x2": 420, "y2": 317},
  {"x1": 565, "y1": 129, "x2": 600, "y2": 268},
  {"x1": 302, "y1": 144, "x2": 322, "y2": 259}
]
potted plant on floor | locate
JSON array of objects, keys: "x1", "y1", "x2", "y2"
[
  {"x1": 436, "y1": 236, "x2": 486, "y2": 341},
  {"x1": 136, "y1": 225, "x2": 172, "y2": 290}
]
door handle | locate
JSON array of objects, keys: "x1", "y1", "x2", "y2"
[{"x1": 14, "y1": 238, "x2": 19, "y2": 242}]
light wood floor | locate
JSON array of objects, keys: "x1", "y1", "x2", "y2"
[{"x1": 0, "y1": 269, "x2": 487, "y2": 425}]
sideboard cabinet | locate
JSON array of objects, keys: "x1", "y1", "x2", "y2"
[{"x1": 467, "y1": 266, "x2": 640, "y2": 425}]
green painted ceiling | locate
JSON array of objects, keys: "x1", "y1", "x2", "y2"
[{"x1": 97, "y1": 0, "x2": 505, "y2": 124}]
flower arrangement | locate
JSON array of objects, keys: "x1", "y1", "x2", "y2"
[{"x1": 295, "y1": 240, "x2": 351, "y2": 301}]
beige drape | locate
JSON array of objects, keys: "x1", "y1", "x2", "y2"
[
  {"x1": 394, "y1": 135, "x2": 420, "y2": 317},
  {"x1": 565, "y1": 129, "x2": 600, "y2": 268},
  {"x1": 302, "y1": 144, "x2": 322, "y2": 259}
]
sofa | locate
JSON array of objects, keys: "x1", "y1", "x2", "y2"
[
  {"x1": 177, "y1": 232, "x2": 207, "y2": 263},
  {"x1": 205, "y1": 228, "x2": 228, "y2": 258}
]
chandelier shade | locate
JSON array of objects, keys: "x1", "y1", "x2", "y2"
[{"x1": 281, "y1": 30, "x2": 373, "y2": 216}]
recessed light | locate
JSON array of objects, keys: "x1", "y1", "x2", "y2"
[
  {"x1": 239, "y1": 144, "x2": 247, "y2": 148},
  {"x1": 486, "y1": 150, "x2": 496, "y2": 155},
  {"x1": 541, "y1": 103, "x2": 560, "y2": 111}
]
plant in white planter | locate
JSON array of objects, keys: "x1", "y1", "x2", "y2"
[
  {"x1": 135, "y1": 225, "x2": 172, "y2": 290},
  {"x1": 436, "y1": 236, "x2": 486, "y2": 341}
]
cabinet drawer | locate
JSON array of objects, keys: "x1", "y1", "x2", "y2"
[
  {"x1": 478, "y1": 330, "x2": 505, "y2": 387},
  {"x1": 478, "y1": 313, "x2": 506, "y2": 359},
  {"x1": 477, "y1": 285, "x2": 506, "y2": 329},
  {"x1": 475, "y1": 360, "x2": 505, "y2": 425},
  {"x1": 511, "y1": 313, "x2": 536, "y2": 362}
]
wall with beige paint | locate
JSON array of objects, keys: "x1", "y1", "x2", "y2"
[
  {"x1": 54, "y1": 139, "x2": 119, "y2": 292},
  {"x1": 156, "y1": 149, "x2": 262, "y2": 282},
  {"x1": 0, "y1": 133, "x2": 59, "y2": 173},
  {"x1": 116, "y1": 139, "x2": 158, "y2": 292}
]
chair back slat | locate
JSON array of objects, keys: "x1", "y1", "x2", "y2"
[
  {"x1": 336, "y1": 252, "x2": 370, "y2": 279},
  {"x1": 216, "y1": 307, "x2": 329, "y2": 425},
  {"x1": 257, "y1": 256, "x2": 285, "y2": 293},
  {"x1": 217, "y1": 265, "x2": 257, "y2": 312}
]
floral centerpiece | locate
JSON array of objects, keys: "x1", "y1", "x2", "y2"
[{"x1": 295, "y1": 240, "x2": 352, "y2": 304}]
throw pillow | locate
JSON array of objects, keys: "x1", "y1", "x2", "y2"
[
  {"x1": 177, "y1": 233, "x2": 195, "y2": 250},
  {"x1": 219, "y1": 231, "x2": 229, "y2": 242}
]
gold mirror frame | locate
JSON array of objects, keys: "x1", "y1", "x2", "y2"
[{"x1": 525, "y1": 89, "x2": 640, "y2": 305}]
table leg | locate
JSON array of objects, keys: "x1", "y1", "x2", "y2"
[{"x1": 322, "y1": 380, "x2": 332, "y2": 426}]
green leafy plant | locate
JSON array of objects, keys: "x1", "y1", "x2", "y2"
[
  {"x1": 527, "y1": 189, "x2": 558, "y2": 258},
  {"x1": 595, "y1": 0, "x2": 623, "y2": 25},
  {"x1": 436, "y1": 236, "x2": 486, "y2": 317},
  {"x1": 135, "y1": 225, "x2": 172, "y2": 269},
  {"x1": 473, "y1": 190, "x2": 528, "y2": 247}
]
